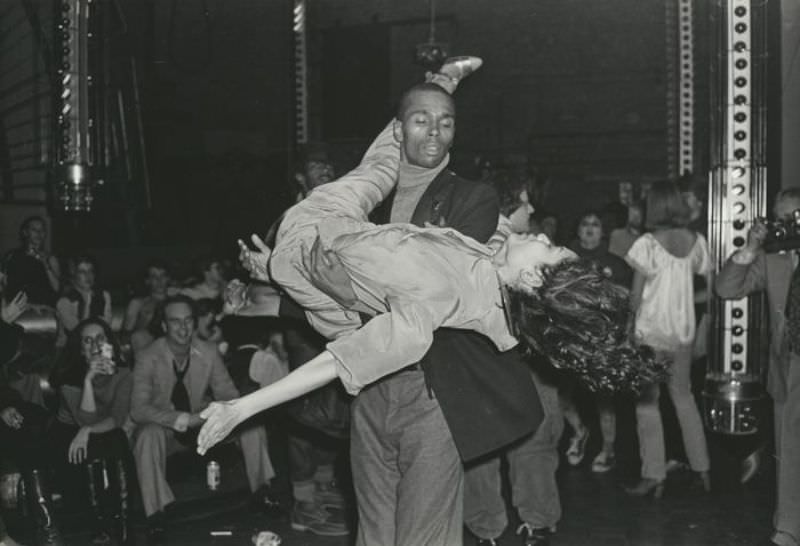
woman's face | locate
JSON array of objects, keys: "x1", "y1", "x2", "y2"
[
  {"x1": 80, "y1": 323, "x2": 107, "y2": 361},
  {"x1": 493, "y1": 233, "x2": 576, "y2": 289},
  {"x1": 577, "y1": 214, "x2": 603, "y2": 250},
  {"x1": 508, "y1": 190, "x2": 535, "y2": 234},
  {"x1": 23, "y1": 220, "x2": 46, "y2": 250},
  {"x1": 73, "y1": 261, "x2": 95, "y2": 291}
]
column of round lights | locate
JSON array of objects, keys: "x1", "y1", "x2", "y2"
[
  {"x1": 678, "y1": 0, "x2": 694, "y2": 176},
  {"x1": 665, "y1": 0, "x2": 678, "y2": 180},
  {"x1": 724, "y1": 0, "x2": 753, "y2": 377},
  {"x1": 56, "y1": 0, "x2": 94, "y2": 211},
  {"x1": 293, "y1": 0, "x2": 308, "y2": 145},
  {"x1": 57, "y1": 0, "x2": 75, "y2": 170}
]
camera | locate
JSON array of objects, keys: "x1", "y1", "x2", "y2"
[{"x1": 763, "y1": 209, "x2": 800, "y2": 252}]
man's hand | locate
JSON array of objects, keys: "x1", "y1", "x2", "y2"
[
  {"x1": 238, "y1": 234, "x2": 272, "y2": 282},
  {"x1": 197, "y1": 401, "x2": 246, "y2": 455},
  {"x1": 0, "y1": 407, "x2": 23, "y2": 429},
  {"x1": 746, "y1": 220, "x2": 768, "y2": 251},
  {"x1": 223, "y1": 279, "x2": 249, "y2": 315},
  {"x1": 1, "y1": 291, "x2": 27, "y2": 324},
  {"x1": 302, "y1": 236, "x2": 357, "y2": 308},
  {"x1": 188, "y1": 413, "x2": 205, "y2": 428},
  {"x1": 68, "y1": 426, "x2": 91, "y2": 464}
]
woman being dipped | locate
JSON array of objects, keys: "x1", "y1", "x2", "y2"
[{"x1": 197, "y1": 78, "x2": 662, "y2": 453}]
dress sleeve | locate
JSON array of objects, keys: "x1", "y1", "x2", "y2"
[
  {"x1": 693, "y1": 234, "x2": 711, "y2": 276},
  {"x1": 325, "y1": 295, "x2": 438, "y2": 395},
  {"x1": 625, "y1": 235, "x2": 654, "y2": 276}
]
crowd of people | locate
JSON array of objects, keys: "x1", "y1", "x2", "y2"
[{"x1": 1, "y1": 55, "x2": 797, "y2": 546}]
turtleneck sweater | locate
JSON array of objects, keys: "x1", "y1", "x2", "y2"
[{"x1": 389, "y1": 156, "x2": 449, "y2": 223}]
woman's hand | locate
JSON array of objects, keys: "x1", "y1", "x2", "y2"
[
  {"x1": 0, "y1": 407, "x2": 24, "y2": 429},
  {"x1": 68, "y1": 426, "x2": 92, "y2": 464},
  {"x1": 1, "y1": 291, "x2": 28, "y2": 324},
  {"x1": 196, "y1": 400, "x2": 246, "y2": 455},
  {"x1": 86, "y1": 357, "x2": 113, "y2": 380},
  {"x1": 238, "y1": 234, "x2": 272, "y2": 282}
]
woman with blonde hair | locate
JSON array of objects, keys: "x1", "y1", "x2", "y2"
[{"x1": 625, "y1": 180, "x2": 711, "y2": 497}]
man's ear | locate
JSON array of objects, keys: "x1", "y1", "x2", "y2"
[
  {"x1": 392, "y1": 119, "x2": 403, "y2": 143},
  {"x1": 519, "y1": 267, "x2": 544, "y2": 291}
]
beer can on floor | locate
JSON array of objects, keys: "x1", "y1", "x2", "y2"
[{"x1": 207, "y1": 461, "x2": 221, "y2": 491}]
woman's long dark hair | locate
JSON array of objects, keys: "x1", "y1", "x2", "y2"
[
  {"x1": 54, "y1": 317, "x2": 124, "y2": 388},
  {"x1": 509, "y1": 257, "x2": 667, "y2": 393}
]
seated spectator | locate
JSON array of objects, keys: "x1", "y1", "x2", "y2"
[
  {"x1": 194, "y1": 298, "x2": 223, "y2": 346},
  {"x1": 56, "y1": 254, "x2": 112, "y2": 348},
  {"x1": 123, "y1": 259, "x2": 176, "y2": 336},
  {"x1": 1, "y1": 296, "x2": 63, "y2": 545},
  {"x1": 130, "y1": 295, "x2": 277, "y2": 541},
  {"x1": 1, "y1": 216, "x2": 61, "y2": 308},
  {"x1": 50, "y1": 318, "x2": 133, "y2": 543},
  {"x1": 179, "y1": 257, "x2": 226, "y2": 301}
]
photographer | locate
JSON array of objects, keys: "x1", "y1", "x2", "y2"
[{"x1": 716, "y1": 187, "x2": 800, "y2": 546}]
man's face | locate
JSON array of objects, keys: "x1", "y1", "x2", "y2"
[
  {"x1": 773, "y1": 196, "x2": 800, "y2": 222},
  {"x1": 146, "y1": 266, "x2": 170, "y2": 296},
  {"x1": 628, "y1": 205, "x2": 643, "y2": 230},
  {"x1": 74, "y1": 262, "x2": 95, "y2": 291},
  {"x1": 394, "y1": 89, "x2": 455, "y2": 169},
  {"x1": 162, "y1": 302, "x2": 195, "y2": 348},
  {"x1": 304, "y1": 160, "x2": 335, "y2": 189},
  {"x1": 204, "y1": 262, "x2": 224, "y2": 285}
]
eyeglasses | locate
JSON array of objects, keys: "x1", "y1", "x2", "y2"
[{"x1": 81, "y1": 334, "x2": 107, "y2": 347}]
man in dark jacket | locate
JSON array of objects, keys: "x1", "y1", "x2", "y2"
[{"x1": 305, "y1": 60, "x2": 543, "y2": 546}]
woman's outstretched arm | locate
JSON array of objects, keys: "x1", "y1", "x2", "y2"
[{"x1": 196, "y1": 350, "x2": 338, "y2": 455}]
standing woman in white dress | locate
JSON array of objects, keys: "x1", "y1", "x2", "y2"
[{"x1": 624, "y1": 180, "x2": 711, "y2": 497}]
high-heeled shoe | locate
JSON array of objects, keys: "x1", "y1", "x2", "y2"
[
  {"x1": 697, "y1": 470, "x2": 711, "y2": 493},
  {"x1": 624, "y1": 478, "x2": 665, "y2": 499},
  {"x1": 426, "y1": 56, "x2": 483, "y2": 93},
  {"x1": 565, "y1": 429, "x2": 589, "y2": 466},
  {"x1": 740, "y1": 449, "x2": 762, "y2": 484}
]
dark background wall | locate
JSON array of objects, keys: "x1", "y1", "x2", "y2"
[{"x1": 1, "y1": 0, "x2": 711, "y2": 258}]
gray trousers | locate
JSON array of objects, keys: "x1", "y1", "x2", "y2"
[
  {"x1": 635, "y1": 344, "x2": 709, "y2": 481},
  {"x1": 773, "y1": 352, "x2": 800, "y2": 546},
  {"x1": 133, "y1": 422, "x2": 274, "y2": 516},
  {"x1": 351, "y1": 370, "x2": 463, "y2": 546},
  {"x1": 464, "y1": 371, "x2": 563, "y2": 539}
]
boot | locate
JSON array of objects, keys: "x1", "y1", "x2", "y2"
[
  {"x1": 24, "y1": 470, "x2": 64, "y2": 546},
  {"x1": 86, "y1": 460, "x2": 111, "y2": 545},
  {"x1": 114, "y1": 460, "x2": 129, "y2": 544}
]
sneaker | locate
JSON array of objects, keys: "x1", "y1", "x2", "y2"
[
  {"x1": 565, "y1": 429, "x2": 589, "y2": 466},
  {"x1": 517, "y1": 523, "x2": 552, "y2": 546},
  {"x1": 314, "y1": 480, "x2": 347, "y2": 509},
  {"x1": 290, "y1": 501, "x2": 349, "y2": 537},
  {"x1": 591, "y1": 450, "x2": 616, "y2": 473}
]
